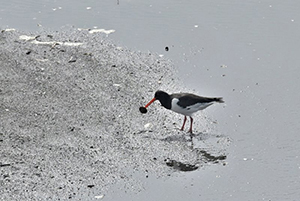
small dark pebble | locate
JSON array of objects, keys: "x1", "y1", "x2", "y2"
[
  {"x1": 139, "y1": 107, "x2": 147, "y2": 114},
  {"x1": 87, "y1": 184, "x2": 95, "y2": 188},
  {"x1": 26, "y1": 50, "x2": 32, "y2": 55},
  {"x1": 165, "y1": 46, "x2": 169, "y2": 51}
]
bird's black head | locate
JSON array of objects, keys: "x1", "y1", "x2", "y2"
[
  {"x1": 154, "y1": 90, "x2": 169, "y2": 99},
  {"x1": 154, "y1": 90, "x2": 171, "y2": 109}
]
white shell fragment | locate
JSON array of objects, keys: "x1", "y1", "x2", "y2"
[{"x1": 144, "y1": 123, "x2": 152, "y2": 129}]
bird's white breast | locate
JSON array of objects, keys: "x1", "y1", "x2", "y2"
[{"x1": 171, "y1": 98, "x2": 213, "y2": 116}]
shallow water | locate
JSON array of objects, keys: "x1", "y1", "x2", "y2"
[{"x1": 1, "y1": 0, "x2": 300, "y2": 200}]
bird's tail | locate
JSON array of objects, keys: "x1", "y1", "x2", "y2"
[{"x1": 213, "y1": 97, "x2": 224, "y2": 103}]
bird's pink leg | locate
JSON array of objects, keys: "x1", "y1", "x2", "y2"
[
  {"x1": 180, "y1": 116, "x2": 187, "y2": 131},
  {"x1": 188, "y1": 117, "x2": 194, "y2": 133}
]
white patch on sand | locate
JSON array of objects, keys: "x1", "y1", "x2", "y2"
[
  {"x1": 19, "y1": 35, "x2": 83, "y2": 46},
  {"x1": 88, "y1": 29, "x2": 115, "y2": 35}
]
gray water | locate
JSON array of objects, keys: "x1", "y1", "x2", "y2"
[{"x1": 1, "y1": 1, "x2": 300, "y2": 200}]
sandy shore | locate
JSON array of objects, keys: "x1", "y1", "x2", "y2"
[{"x1": 0, "y1": 28, "x2": 228, "y2": 200}]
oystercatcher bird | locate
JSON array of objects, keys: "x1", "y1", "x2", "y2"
[{"x1": 140, "y1": 90, "x2": 224, "y2": 133}]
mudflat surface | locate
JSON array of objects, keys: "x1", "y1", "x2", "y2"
[
  {"x1": 2, "y1": 1, "x2": 300, "y2": 200},
  {"x1": 0, "y1": 29, "x2": 229, "y2": 200}
]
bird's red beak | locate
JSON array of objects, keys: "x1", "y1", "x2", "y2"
[{"x1": 145, "y1": 98, "x2": 156, "y2": 108}]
